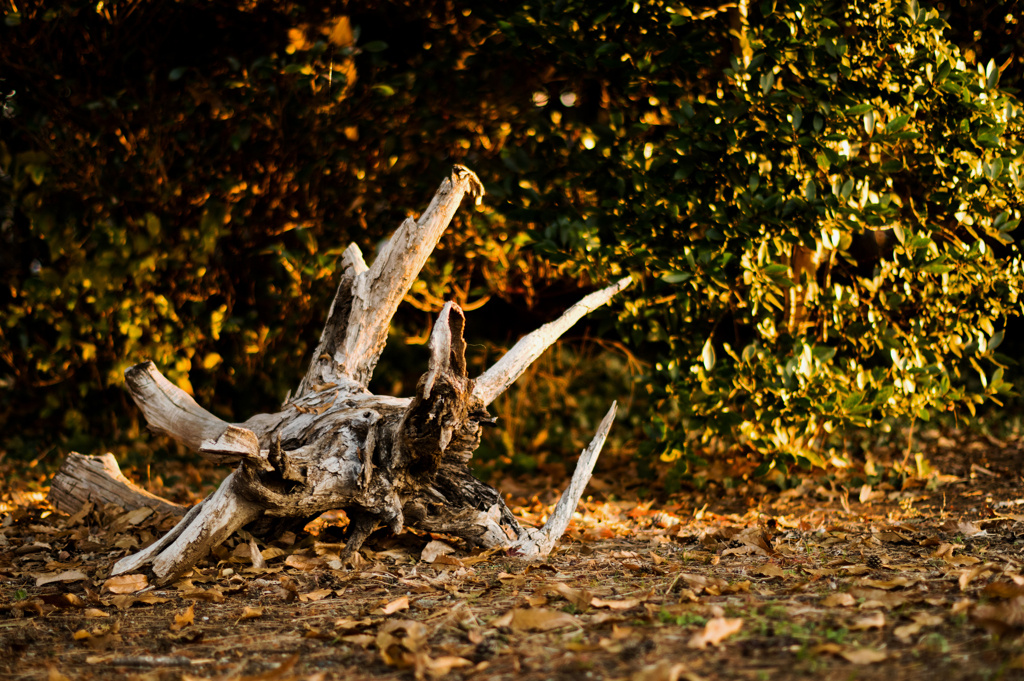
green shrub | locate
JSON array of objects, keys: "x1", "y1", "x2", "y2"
[{"x1": 3, "y1": 0, "x2": 1022, "y2": 480}]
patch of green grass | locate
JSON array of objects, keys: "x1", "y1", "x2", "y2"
[
  {"x1": 922, "y1": 632, "x2": 951, "y2": 654},
  {"x1": 756, "y1": 617, "x2": 817, "y2": 641},
  {"x1": 658, "y1": 608, "x2": 707, "y2": 627},
  {"x1": 824, "y1": 627, "x2": 848, "y2": 644}
]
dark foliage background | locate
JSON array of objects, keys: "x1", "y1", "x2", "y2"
[{"x1": 3, "y1": 0, "x2": 1023, "y2": 488}]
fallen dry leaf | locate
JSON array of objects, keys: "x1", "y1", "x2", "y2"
[
  {"x1": 35, "y1": 570, "x2": 87, "y2": 587},
  {"x1": 109, "y1": 507, "x2": 153, "y2": 533},
  {"x1": 284, "y1": 554, "x2": 322, "y2": 571},
  {"x1": 377, "y1": 619, "x2": 429, "y2": 667},
  {"x1": 334, "y1": 617, "x2": 373, "y2": 632},
  {"x1": 342, "y1": 634, "x2": 376, "y2": 648},
  {"x1": 250, "y1": 539, "x2": 267, "y2": 569},
  {"x1": 238, "y1": 606, "x2": 264, "y2": 621},
  {"x1": 849, "y1": 587, "x2": 909, "y2": 610},
  {"x1": 83, "y1": 608, "x2": 109, "y2": 619},
  {"x1": 299, "y1": 588, "x2": 333, "y2": 603},
  {"x1": 822, "y1": 593, "x2": 856, "y2": 607},
  {"x1": 591, "y1": 596, "x2": 643, "y2": 610},
  {"x1": 382, "y1": 596, "x2": 410, "y2": 615},
  {"x1": 631, "y1": 660, "x2": 699, "y2": 681},
  {"x1": 47, "y1": 668, "x2": 72, "y2": 681},
  {"x1": 546, "y1": 583, "x2": 593, "y2": 610},
  {"x1": 753, "y1": 564, "x2": 786, "y2": 579},
  {"x1": 418, "y1": 654, "x2": 473, "y2": 680},
  {"x1": 973, "y1": 596, "x2": 1024, "y2": 635},
  {"x1": 430, "y1": 554, "x2": 465, "y2": 567},
  {"x1": 894, "y1": 621, "x2": 923, "y2": 641},
  {"x1": 180, "y1": 588, "x2": 225, "y2": 603},
  {"x1": 40, "y1": 593, "x2": 85, "y2": 610},
  {"x1": 102, "y1": 574, "x2": 148, "y2": 594},
  {"x1": 840, "y1": 647, "x2": 887, "y2": 664},
  {"x1": 959, "y1": 564, "x2": 996, "y2": 591},
  {"x1": 421, "y1": 540, "x2": 455, "y2": 563},
  {"x1": 688, "y1": 617, "x2": 743, "y2": 648},
  {"x1": 983, "y1": 581, "x2": 1024, "y2": 599},
  {"x1": 850, "y1": 612, "x2": 886, "y2": 631},
  {"x1": 170, "y1": 605, "x2": 194, "y2": 632},
  {"x1": 491, "y1": 608, "x2": 579, "y2": 632},
  {"x1": 221, "y1": 653, "x2": 298, "y2": 681},
  {"x1": 857, "y1": 577, "x2": 918, "y2": 590},
  {"x1": 958, "y1": 520, "x2": 984, "y2": 537},
  {"x1": 107, "y1": 595, "x2": 136, "y2": 610}
]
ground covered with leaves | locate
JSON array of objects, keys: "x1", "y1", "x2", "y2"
[{"x1": 2, "y1": 431, "x2": 1024, "y2": 681}]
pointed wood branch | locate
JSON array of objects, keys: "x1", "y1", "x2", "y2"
[
  {"x1": 510, "y1": 402, "x2": 616, "y2": 556},
  {"x1": 400, "y1": 302, "x2": 474, "y2": 472},
  {"x1": 125, "y1": 362, "x2": 230, "y2": 453},
  {"x1": 296, "y1": 166, "x2": 484, "y2": 397},
  {"x1": 111, "y1": 472, "x2": 262, "y2": 582},
  {"x1": 473, "y1": 276, "x2": 633, "y2": 406}
]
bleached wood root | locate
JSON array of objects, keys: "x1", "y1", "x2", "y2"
[
  {"x1": 65, "y1": 165, "x2": 630, "y2": 584},
  {"x1": 472, "y1": 277, "x2": 633, "y2": 406},
  {"x1": 510, "y1": 402, "x2": 616, "y2": 556},
  {"x1": 125, "y1": 362, "x2": 230, "y2": 456},
  {"x1": 112, "y1": 472, "x2": 261, "y2": 580},
  {"x1": 47, "y1": 453, "x2": 186, "y2": 517},
  {"x1": 111, "y1": 499, "x2": 208, "y2": 576}
]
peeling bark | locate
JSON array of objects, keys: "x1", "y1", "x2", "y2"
[{"x1": 54, "y1": 166, "x2": 631, "y2": 585}]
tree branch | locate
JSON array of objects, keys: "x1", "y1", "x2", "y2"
[
  {"x1": 300, "y1": 166, "x2": 483, "y2": 393},
  {"x1": 511, "y1": 401, "x2": 616, "y2": 556},
  {"x1": 124, "y1": 362, "x2": 229, "y2": 454},
  {"x1": 473, "y1": 277, "x2": 632, "y2": 406}
]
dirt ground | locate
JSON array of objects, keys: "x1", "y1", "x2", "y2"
[{"x1": 2, "y1": 430, "x2": 1024, "y2": 681}]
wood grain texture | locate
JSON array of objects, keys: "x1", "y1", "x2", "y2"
[
  {"x1": 48, "y1": 453, "x2": 186, "y2": 517},
  {"x1": 57, "y1": 166, "x2": 629, "y2": 585}
]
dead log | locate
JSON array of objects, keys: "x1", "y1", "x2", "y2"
[
  {"x1": 47, "y1": 453, "x2": 185, "y2": 517},
  {"x1": 54, "y1": 166, "x2": 631, "y2": 585}
]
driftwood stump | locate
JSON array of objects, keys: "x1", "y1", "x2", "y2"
[{"x1": 52, "y1": 166, "x2": 631, "y2": 585}]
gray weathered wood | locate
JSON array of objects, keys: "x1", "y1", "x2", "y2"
[
  {"x1": 47, "y1": 453, "x2": 186, "y2": 517},
  {"x1": 473, "y1": 277, "x2": 633, "y2": 406},
  {"x1": 53, "y1": 166, "x2": 631, "y2": 585}
]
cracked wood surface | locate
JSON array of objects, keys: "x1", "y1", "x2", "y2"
[{"x1": 54, "y1": 166, "x2": 630, "y2": 585}]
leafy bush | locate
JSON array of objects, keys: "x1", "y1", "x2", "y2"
[
  {"x1": 3, "y1": 0, "x2": 1023, "y2": 481},
  {"x1": 476, "y1": 0, "x2": 1024, "y2": 475}
]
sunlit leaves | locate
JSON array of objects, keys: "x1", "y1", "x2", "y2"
[{"x1": 493, "y1": 0, "x2": 1024, "y2": 472}]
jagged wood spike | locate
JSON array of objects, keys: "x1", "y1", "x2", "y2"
[
  {"x1": 293, "y1": 243, "x2": 370, "y2": 399},
  {"x1": 510, "y1": 402, "x2": 617, "y2": 556},
  {"x1": 472, "y1": 276, "x2": 633, "y2": 406},
  {"x1": 55, "y1": 166, "x2": 629, "y2": 585},
  {"x1": 125, "y1": 362, "x2": 230, "y2": 454}
]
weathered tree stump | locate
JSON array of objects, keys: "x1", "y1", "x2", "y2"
[
  {"x1": 48, "y1": 453, "x2": 186, "y2": 517},
  {"x1": 53, "y1": 166, "x2": 631, "y2": 585}
]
